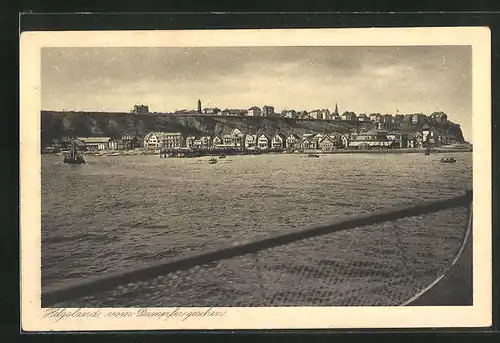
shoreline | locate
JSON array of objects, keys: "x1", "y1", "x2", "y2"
[
  {"x1": 46, "y1": 147, "x2": 472, "y2": 158},
  {"x1": 300, "y1": 148, "x2": 472, "y2": 155}
]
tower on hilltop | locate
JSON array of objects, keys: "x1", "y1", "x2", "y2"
[
  {"x1": 197, "y1": 99, "x2": 202, "y2": 113},
  {"x1": 334, "y1": 103, "x2": 339, "y2": 116}
]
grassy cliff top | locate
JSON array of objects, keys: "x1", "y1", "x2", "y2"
[{"x1": 41, "y1": 110, "x2": 465, "y2": 146}]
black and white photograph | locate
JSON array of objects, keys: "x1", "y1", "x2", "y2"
[{"x1": 20, "y1": 28, "x2": 491, "y2": 330}]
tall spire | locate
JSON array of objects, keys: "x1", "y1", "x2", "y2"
[{"x1": 334, "y1": 103, "x2": 339, "y2": 116}]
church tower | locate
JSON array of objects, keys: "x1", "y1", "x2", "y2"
[
  {"x1": 334, "y1": 103, "x2": 339, "y2": 116},
  {"x1": 197, "y1": 99, "x2": 202, "y2": 113}
]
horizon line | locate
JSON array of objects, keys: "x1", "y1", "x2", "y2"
[{"x1": 40, "y1": 108, "x2": 449, "y2": 116}]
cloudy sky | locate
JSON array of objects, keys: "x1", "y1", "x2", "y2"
[{"x1": 41, "y1": 46, "x2": 472, "y2": 140}]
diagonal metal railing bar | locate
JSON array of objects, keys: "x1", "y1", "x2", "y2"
[{"x1": 42, "y1": 190, "x2": 472, "y2": 307}]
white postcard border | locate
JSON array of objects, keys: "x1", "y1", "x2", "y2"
[{"x1": 20, "y1": 27, "x2": 492, "y2": 331}]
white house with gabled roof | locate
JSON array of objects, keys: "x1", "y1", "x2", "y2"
[
  {"x1": 271, "y1": 133, "x2": 287, "y2": 149},
  {"x1": 256, "y1": 134, "x2": 272, "y2": 149}
]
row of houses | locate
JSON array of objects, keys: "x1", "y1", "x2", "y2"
[
  {"x1": 349, "y1": 127, "x2": 455, "y2": 149},
  {"x1": 133, "y1": 101, "x2": 449, "y2": 125},
  {"x1": 190, "y1": 101, "x2": 449, "y2": 125},
  {"x1": 52, "y1": 135, "x2": 141, "y2": 151},
  {"x1": 190, "y1": 108, "x2": 447, "y2": 126},
  {"x1": 143, "y1": 129, "x2": 347, "y2": 150},
  {"x1": 296, "y1": 111, "x2": 448, "y2": 124},
  {"x1": 51, "y1": 123, "x2": 454, "y2": 152},
  {"x1": 141, "y1": 128, "x2": 454, "y2": 151}
]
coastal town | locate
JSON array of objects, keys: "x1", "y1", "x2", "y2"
[
  {"x1": 37, "y1": 44, "x2": 477, "y2": 313},
  {"x1": 42, "y1": 100, "x2": 471, "y2": 156}
]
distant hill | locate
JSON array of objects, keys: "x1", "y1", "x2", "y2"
[{"x1": 40, "y1": 111, "x2": 465, "y2": 146}]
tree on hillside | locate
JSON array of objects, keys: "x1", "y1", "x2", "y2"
[
  {"x1": 135, "y1": 119, "x2": 145, "y2": 136},
  {"x1": 41, "y1": 113, "x2": 65, "y2": 146},
  {"x1": 105, "y1": 118, "x2": 122, "y2": 139},
  {"x1": 72, "y1": 114, "x2": 93, "y2": 137}
]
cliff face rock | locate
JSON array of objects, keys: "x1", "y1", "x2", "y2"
[{"x1": 41, "y1": 111, "x2": 466, "y2": 146}]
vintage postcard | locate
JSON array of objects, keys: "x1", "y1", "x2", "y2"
[{"x1": 20, "y1": 27, "x2": 491, "y2": 331}]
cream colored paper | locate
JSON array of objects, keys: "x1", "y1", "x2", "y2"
[{"x1": 20, "y1": 27, "x2": 491, "y2": 331}]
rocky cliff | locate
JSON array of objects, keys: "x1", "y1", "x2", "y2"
[{"x1": 40, "y1": 111, "x2": 465, "y2": 146}]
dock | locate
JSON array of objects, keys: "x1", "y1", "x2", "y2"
[{"x1": 159, "y1": 148, "x2": 275, "y2": 158}]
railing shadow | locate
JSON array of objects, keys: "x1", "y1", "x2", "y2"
[
  {"x1": 404, "y1": 209, "x2": 473, "y2": 306},
  {"x1": 41, "y1": 190, "x2": 473, "y2": 308}
]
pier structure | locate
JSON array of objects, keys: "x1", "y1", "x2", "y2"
[
  {"x1": 159, "y1": 147, "x2": 279, "y2": 158},
  {"x1": 156, "y1": 146, "x2": 471, "y2": 158}
]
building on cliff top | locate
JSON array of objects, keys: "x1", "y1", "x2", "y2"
[
  {"x1": 248, "y1": 106, "x2": 262, "y2": 116},
  {"x1": 412, "y1": 113, "x2": 427, "y2": 124},
  {"x1": 282, "y1": 110, "x2": 297, "y2": 118},
  {"x1": 429, "y1": 112, "x2": 448, "y2": 123},
  {"x1": 341, "y1": 112, "x2": 357, "y2": 121},
  {"x1": 262, "y1": 105, "x2": 275, "y2": 117},
  {"x1": 203, "y1": 107, "x2": 221, "y2": 115},
  {"x1": 369, "y1": 113, "x2": 382, "y2": 122},
  {"x1": 378, "y1": 122, "x2": 399, "y2": 131},
  {"x1": 357, "y1": 113, "x2": 369, "y2": 122},
  {"x1": 221, "y1": 109, "x2": 248, "y2": 116},
  {"x1": 382, "y1": 114, "x2": 394, "y2": 123},
  {"x1": 132, "y1": 104, "x2": 149, "y2": 114}
]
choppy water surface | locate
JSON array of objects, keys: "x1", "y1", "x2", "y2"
[{"x1": 42, "y1": 152, "x2": 472, "y2": 306}]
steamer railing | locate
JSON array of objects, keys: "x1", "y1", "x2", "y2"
[{"x1": 42, "y1": 190, "x2": 473, "y2": 307}]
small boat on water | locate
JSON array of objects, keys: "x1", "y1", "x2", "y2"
[
  {"x1": 307, "y1": 153, "x2": 320, "y2": 158},
  {"x1": 63, "y1": 143, "x2": 85, "y2": 164},
  {"x1": 209, "y1": 158, "x2": 218, "y2": 164},
  {"x1": 219, "y1": 155, "x2": 226, "y2": 159},
  {"x1": 441, "y1": 157, "x2": 457, "y2": 164}
]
